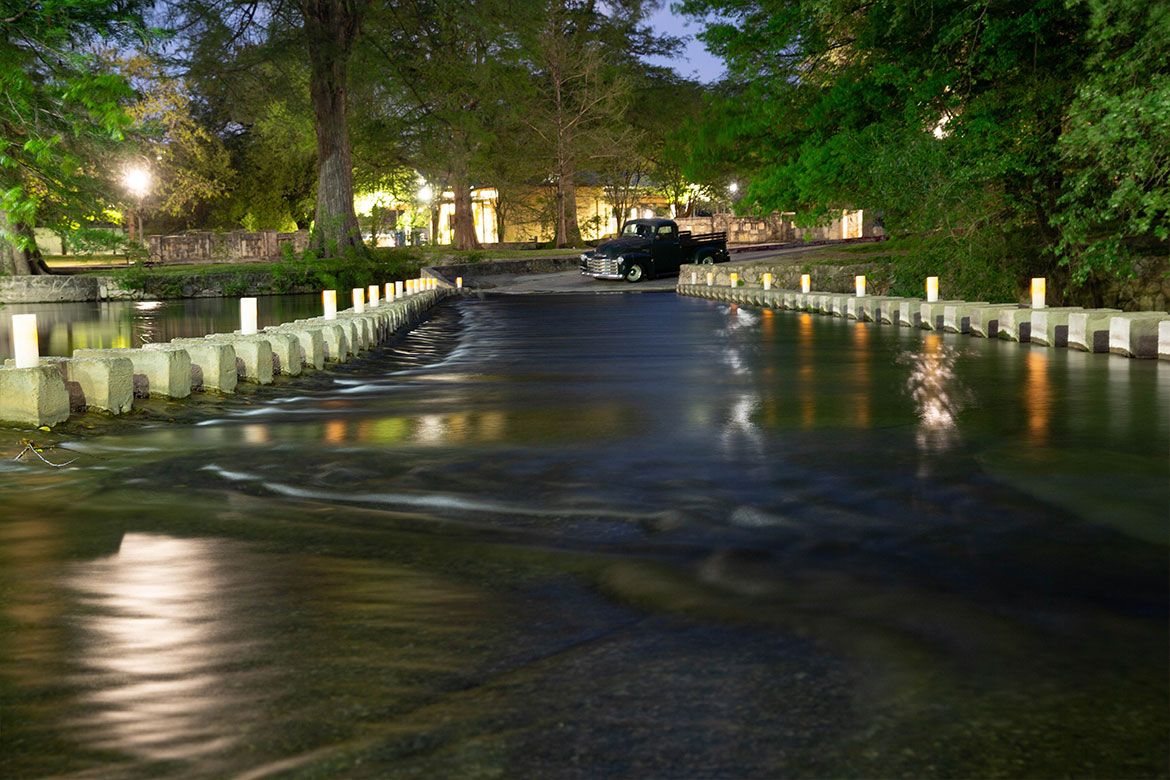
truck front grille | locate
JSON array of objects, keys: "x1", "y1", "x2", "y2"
[{"x1": 580, "y1": 254, "x2": 619, "y2": 277}]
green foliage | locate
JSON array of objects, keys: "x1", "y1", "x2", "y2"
[
  {"x1": 1053, "y1": 0, "x2": 1170, "y2": 286},
  {"x1": 674, "y1": 0, "x2": 1169, "y2": 299},
  {"x1": 0, "y1": 0, "x2": 148, "y2": 272}
]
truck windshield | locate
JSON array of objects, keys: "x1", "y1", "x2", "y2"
[{"x1": 622, "y1": 223, "x2": 654, "y2": 238}]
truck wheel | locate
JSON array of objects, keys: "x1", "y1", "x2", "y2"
[
  {"x1": 624, "y1": 264, "x2": 645, "y2": 283},
  {"x1": 698, "y1": 253, "x2": 715, "y2": 265}
]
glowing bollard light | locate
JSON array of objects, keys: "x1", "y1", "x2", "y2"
[
  {"x1": 855, "y1": 275, "x2": 866, "y2": 297},
  {"x1": 395, "y1": 281, "x2": 404, "y2": 298},
  {"x1": 352, "y1": 288, "x2": 365, "y2": 313},
  {"x1": 706, "y1": 271, "x2": 714, "y2": 287},
  {"x1": 801, "y1": 274, "x2": 811, "y2": 294},
  {"x1": 1031, "y1": 277, "x2": 1046, "y2": 309},
  {"x1": 369, "y1": 285, "x2": 381, "y2": 307},
  {"x1": 690, "y1": 271, "x2": 697, "y2": 285},
  {"x1": 926, "y1": 276, "x2": 939, "y2": 303},
  {"x1": 456, "y1": 276, "x2": 463, "y2": 289},
  {"x1": 323, "y1": 290, "x2": 337, "y2": 320},
  {"x1": 240, "y1": 297, "x2": 258, "y2": 335},
  {"x1": 729, "y1": 272, "x2": 738, "y2": 288},
  {"x1": 10, "y1": 313, "x2": 39, "y2": 368},
  {"x1": 763, "y1": 273, "x2": 773, "y2": 290},
  {"x1": 385, "y1": 283, "x2": 394, "y2": 302}
]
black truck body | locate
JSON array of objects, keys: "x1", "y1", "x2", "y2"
[{"x1": 579, "y1": 218, "x2": 730, "y2": 282}]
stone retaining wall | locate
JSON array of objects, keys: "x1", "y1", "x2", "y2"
[
  {"x1": 681, "y1": 261, "x2": 892, "y2": 295},
  {"x1": 147, "y1": 230, "x2": 309, "y2": 264},
  {"x1": 0, "y1": 276, "x2": 101, "y2": 303}
]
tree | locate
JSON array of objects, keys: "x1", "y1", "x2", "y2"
[
  {"x1": 1, "y1": 0, "x2": 146, "y2": 274},
  {"x1": 169, "y1": 0, "x2": 369, "y2": 256},
  {"x1": 677, "y1": 0, "x2": 1095, "y2": 299},
  {"x1": 357, "y1": 0, "x2": 532, "y2": 250},
  {"x1": 1054, "y1": 0, "x2": 1170, "y2": 293}
]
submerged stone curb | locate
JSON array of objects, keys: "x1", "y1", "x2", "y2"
[
  {"x1": 676, "y1": 282, "x2": 1170, "y2": 362},
  {"x1": 0, "y1": 289, "x2": 449, "y2": 428}
]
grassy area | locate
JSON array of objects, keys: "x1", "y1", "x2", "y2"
[{"x1": 48, "y1": 243, "x2": 582, "y2": 299}]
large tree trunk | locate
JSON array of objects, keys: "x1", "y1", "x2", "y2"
[
  {"x1": 0, "y1": 210, "x2": 51, "y2": 275},
  {"x1": 304, "y1": 0, "x2": 367, "y2": 258},
  {"x1": 451, "y1": 175, "x2": 480, "y2": 251},
  {"x1": 554, "y1": 174, "x2": 582, "y2": 248}
]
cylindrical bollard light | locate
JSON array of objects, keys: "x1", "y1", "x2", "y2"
[
  {"x1": 352, "y1": 288, "x2": 365, "y2": 313},
  {"x1": 385, "y1": 282, "x2": 394, "y2": 302},
  {"x1": 395, "y1": 281, "x2": 404, "y2": 298},
  {"x1": 801, "y1": 274, "x2": 811, "y2": 293},
  {"x1": 323, "y1": 290, "x2": 337, "y2": 320},
  {"x1": 10, "y1": 313, "x2": 39, "y2": 369},
  {"x1": 763, "y1": 273, "x2": 772, "y2": 291},
  {"x1": 855, "y1": 275, "x2": 866, "y2": 297},
  {"x1": 690, "y1": 271, "x2": 697, "y2": 285},
  {"x1": 456, "y1": 276, "x2": 463, "y2": 289},
  {"x1": 1031, "y1": 277, "x2": 1046, "y2": 309},
  {"x1": 240, "y1": 297, "x2": 258, "y2": 335},
  {"x1": 926, "y1": 276, "x2": 939, "y2": 303},
  {"x1": 368, "y1": 285, "x2": 380, "y2": 307},
  {"x1": 706, "y1": 271, "x2": 714, "y2": 287},
  {"x1": 729, "y1": 272, "x2": 738, "y2": 288}
]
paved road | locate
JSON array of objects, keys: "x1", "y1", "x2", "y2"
[{"x1": 477, "y1": 245, "x2": 826, "y2": 294}]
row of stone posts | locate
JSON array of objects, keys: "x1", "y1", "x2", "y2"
[
  {"x1": 0, "y1": 275, "x2": 462, "y2": 428},
  {"x1": 678, "y1": 270, "x2": 1170, "y2": 360}
]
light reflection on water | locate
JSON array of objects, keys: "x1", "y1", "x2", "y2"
[{"x1": 63, "y1": 533, "x2": 277, "y2": 767}]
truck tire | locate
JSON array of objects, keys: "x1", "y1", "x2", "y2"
[
  {"x1": 697, "y1": 252, "x2": 715, "y2": 265},
  {"x1": 624, "y1": 263, "x2": 645, "y2": 282}
]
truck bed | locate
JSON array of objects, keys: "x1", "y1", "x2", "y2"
[{"x1": 679, "y1": 230, "x2": 728, "y2": 247}]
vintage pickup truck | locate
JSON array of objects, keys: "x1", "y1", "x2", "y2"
[{"x1": 579, "y1": 218, "x2": 730, "y2": 282}]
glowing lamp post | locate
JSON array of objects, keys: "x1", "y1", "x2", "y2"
[
  {"x1": 352, "y1": 288, "x2": 365, "y2": 313},
  {"x1": 10, "y1": 314, "x2": 39, "y2": 368},
  {"x1": 323, "y1": 290, "x2": 337, "y2": 320},
  {"x1": 926, "y1": 276, "x2": 939, "y2": 303},
  {"x1": 368, "y1": 285, "x2": 380, "y2": 307},
  {"x1": 855, "y1": 275, "x2": 866, "y2": 297},
  {"x1": 240, "y1": 298, "x2": 258, "y2": 335},
  {"x1": 121, "y1": 165, "x2": 152, "y2": 243},
  {"x1": 801, "y1": 274, "x2": 811, "y2": 294},
  {"x1": 1031, "y1": 278, "x2": 1046, "y2": 309}
]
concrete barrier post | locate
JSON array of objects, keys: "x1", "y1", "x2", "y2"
[
  {"x1": 1160, "y1": 320, "x2": 1170, "y2": 360},
  {"x1": 1030, "y1": 308, "x2": 1084, "y2": 347},
  {"x1": 150, "y1": 340, "x2": 237, "y2": 393},
  {"x1": 0, "y1": 364, "x2": 71, "y2": 426},
  {"x1": 1108, "y1": 313, "x2": 1170, "y2": 358},
  {"x1": 1068, "y1": 309, "x2": 1122, "y2": 353},
  {"x1": 204, "y1": 336, "x2": 273, "y2": 384},
  {"x1": 75, "y1": 347, "x2": 192, "y2": 399},
  {"x1": 997, "y1": 307, "x2": 1034, "y2": 342}
]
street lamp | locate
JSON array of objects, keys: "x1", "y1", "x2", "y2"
[{"x1": 121, "y1": 165, "x2": 152, "y2": 243}]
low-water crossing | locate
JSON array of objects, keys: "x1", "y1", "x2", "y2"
[{"x1": 1, "y1": 292, "x2": 1166, "y2": 778}]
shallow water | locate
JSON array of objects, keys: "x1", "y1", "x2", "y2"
[
  {"x1": 0, "y1": 293, "x2": 323, "y2": 360},
  {"x1": 1, "y1": 293, "x2": 1167, "y2": 778}
]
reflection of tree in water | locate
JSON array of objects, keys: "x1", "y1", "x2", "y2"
[{"x1": 900, "y1": 335, "x2": 969, "y2": 456}]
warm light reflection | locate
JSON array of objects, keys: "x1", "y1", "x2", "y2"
[
  {"x1": 904, "y1": 334, "x2": 964, "y2": 454},
  {"x1": 797, "y1": 313, "x2": 815, "y2": 428},
  {"x1": 1025, "y1": 350, "x2": 1050, "y2": 446},
  {"x1": 66, "y1": 534, "x2": 270, "y2": 762},
  {"x1": 324, "y1": 419, "x2": 347, "y2": 444},
  {"x1": 852, "y1": 324, "x2": 871, "y2": 427}
]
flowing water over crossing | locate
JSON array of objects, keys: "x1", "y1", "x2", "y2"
[{"x1": 1, "y1": 293, "x2": 1167, "y2": 778}]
